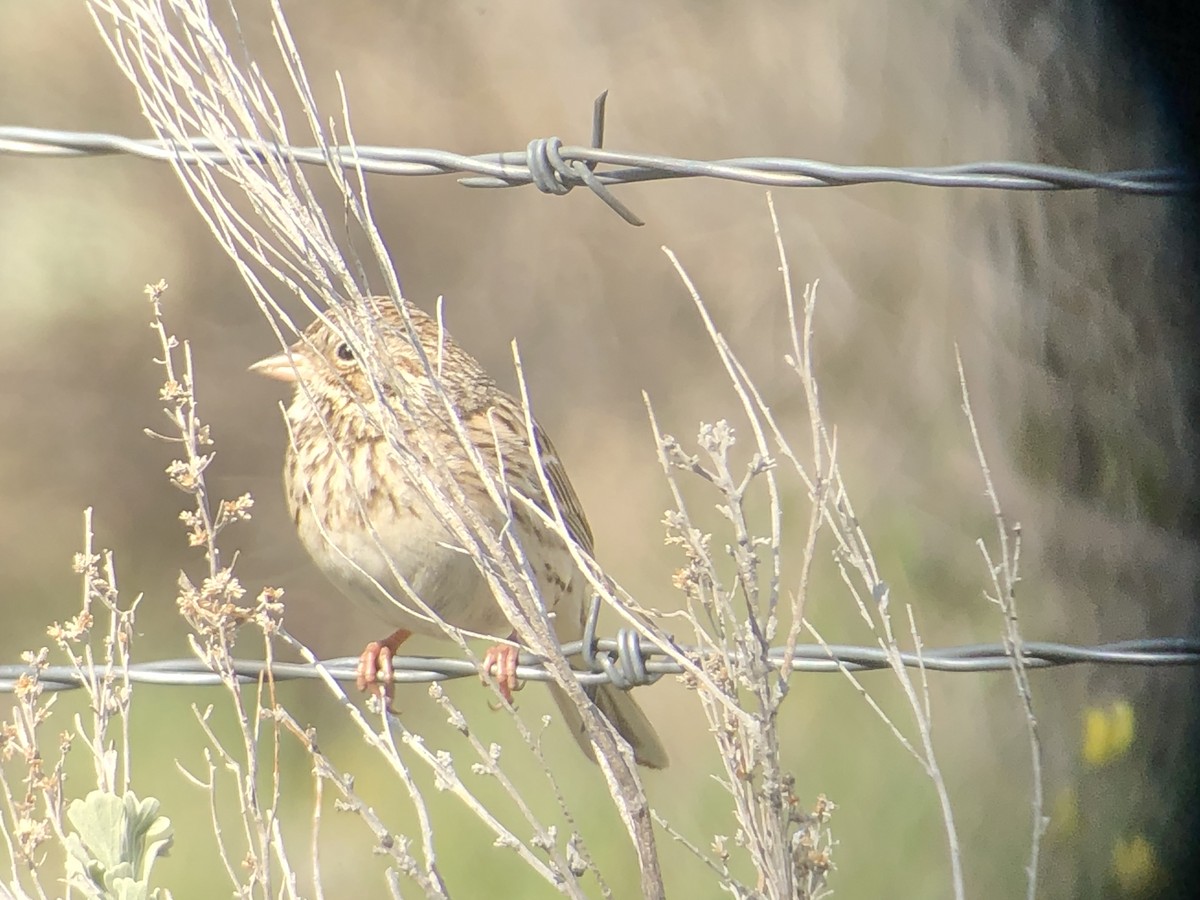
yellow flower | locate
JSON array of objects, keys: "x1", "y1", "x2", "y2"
[
  {"x1": 1045, "y1": 787, "x2": 1078, "y2": 840},
  {"x1": 1083, "y1": 700, "x2": 1135, "y2": 767},
  {"x1": 1111, "y1": 834, "x2": 1161, "y2": 894}
]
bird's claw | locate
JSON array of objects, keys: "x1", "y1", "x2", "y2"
[
  {"x1": 482, "y1": 643, "x2": 522, "y2": 706},
  {"x1": 357, "y1": 628, "x2": 410, "y2": 713}
]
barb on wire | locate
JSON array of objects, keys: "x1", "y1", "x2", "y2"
[
  {"x1": 0, "y1": 120, "x2": 1191, "y2": 229},
  {"x1": 2, "y1": 637, "x2": 1196, "y2": 694}
]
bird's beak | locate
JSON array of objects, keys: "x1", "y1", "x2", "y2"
[{"x1": 249, "y1": 346, "x2": 310, "y2": 384}]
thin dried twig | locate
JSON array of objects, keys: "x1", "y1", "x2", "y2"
[
  {"x1": 653, "y1": 238, "x2": 836, "y2": 899},
  {"x1": 957, "y1": 350, "x2": 1044, "y2": 899},
  {"x1": 660, "y1": 217, "x2": 963, "y2": 896}
]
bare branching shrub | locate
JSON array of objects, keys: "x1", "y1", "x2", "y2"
[{"x1": 0, "y1": 505, "x2": 173, "y2": 896}]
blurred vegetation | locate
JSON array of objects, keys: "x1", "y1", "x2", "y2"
[{"x1": 1, "y1": 0, "x2": 1197, "y2": 897}]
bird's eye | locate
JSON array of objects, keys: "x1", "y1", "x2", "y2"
[{"x1": 335, "y1": 342, "x2": 355, "y2": 362}]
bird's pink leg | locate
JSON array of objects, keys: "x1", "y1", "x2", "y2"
[
  {"x1": 482, "y1": 634, "x2": 522, "y2": 705},
  {"x1": 357, "y1": 628, "x2": 412, "y2": 709}
]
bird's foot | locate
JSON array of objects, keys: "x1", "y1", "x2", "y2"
[
  {"x1": 357, "y1": 628, "x2": 412, "y2": 711},
  {"x1": 482, "y1": 641, "x2": 522, "y2": 706}
]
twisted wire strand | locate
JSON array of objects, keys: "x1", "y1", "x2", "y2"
[
  {"x1": 0, "y1": 125, "x2": 1189, "y2": 229},
  {"x1": 2, "y1": 637, "x2": 1196, "y2": 693}
]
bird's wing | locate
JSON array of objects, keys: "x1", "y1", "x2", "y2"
[
  {"x1": 474, "y1": 397, "x2": 595, "y2": 556},
  {"x1": 530, "y1": 422, "x2": 595, "y2": 556}
]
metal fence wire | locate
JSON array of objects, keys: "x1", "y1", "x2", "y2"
[
  {"x1": 1, "y1": 107, "x2": 1196, "y2": 696},
  {"x1": 3, "y1": 638, "x2": 1199, "y2": 694},
  {"x1": 0, "y1": 111, "x2": 1192, "y2": 229}
]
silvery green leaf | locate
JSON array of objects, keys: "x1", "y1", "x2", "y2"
[
  {"x1": 122, "y1": 793, "x2": 173, "y2": 879},
  {"x1": 67, "y1": 791, "x2": 129, "y2": 872},
  {"x1": 63, "y1": 789, "x2": 173, "y2": 899},
  {"x1": 109, "y1": 877, "x2": 148, "y2": 900}
]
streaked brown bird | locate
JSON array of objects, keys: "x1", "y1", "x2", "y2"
[{"x1": 251, "y1": 298, "x2": 668, "y2": 768}]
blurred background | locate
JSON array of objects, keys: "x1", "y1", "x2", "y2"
[{"x1": 1, "y1": 0, "x2": 1197, "y2": 896}]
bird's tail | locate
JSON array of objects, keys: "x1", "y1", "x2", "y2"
[{"x1": 550, "y1": 681, "x2": 669, "y2": 769}]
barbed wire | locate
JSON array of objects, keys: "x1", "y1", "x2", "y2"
[
  {"x1": 0, "y1": 120, "x2": 1190, "y2": 228},
  {"x1": 2, "y1": 637, "x2": 1196, "y2": 694}
]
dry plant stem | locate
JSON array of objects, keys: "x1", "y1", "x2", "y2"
[
  {"x1": 510, "y1": 424, "x2": 738, "y2": 718},
  {"x1": 663, "y1": 228, "x2": 972, "y2": 896},
  {"x1": 647, "y1": 407, "x2": 779, "y2": 900},
  {"x1": 0, "y1": 655, "x2": 58, "y2": 900},
  {"x1": 150, "y1": 286, "x2": 299, "y2": 897},
  {"x1": 507, "y1": 349, "x2": 663, "y2": 883},
  {"x1": 765, "y1": 196, "x2": 830, "y2": 682},
  {"x1": 259, "y1": 644, "x2": 297, "y2": 895},
  {"x1": 377, "y1": 687, "x2": 577, "y2": 893},
  {"x1": 644, "y1": 406, "x2": 776, "y2": 895},
  {"x1": 426, "y1": 681, "x2": 584, "y2": 895},
  {"x1": 92, "y1": 3, "x2": 668, "y2": 895},
  {"x1": 906, "y1": 605, "x2": 934, "y2": 724},
  {"x1": 957, "y1": 351, "x2": 1043, "y2": 899},
  {"x1": 790, "y1": 318, "x2": 962, "y2": 892},
  {"x1": 0, "y1": 775, "x2": 24, "y2": 895},
  {"x1": 790, "y1": 309, "x2": 963, "y2": 896},
  {"x1": 91, "y1": 0, "x2": 349, "y2": 343},
  {"x1": 271, "y1": 710, "x2": 442, "y2": 897},
  {"x1": 176, "y1": 739, "x2": 252, "y2": 890},
  {"x1": 656, "y1": 246, "x2": 832, "y2": 899},
  {"x1": 1, "y1": 523, "x2": 97, "y2": 898},
  {"x1": 310, "y1": 749, "x2": 324, "y2": 900},
  {"x1": 442, "y1": 665, "x2": 612, "y2": 897},
  {"x1": 274, "y1": 629, "x2": 582, "y2": 896},
  {"x1": 669, "y1": 233, "x2": 960, "y2": 896},
  {"x1": 428, "y1": 685, "x2": 608, "y2": 897},
  {"x1": 0, "y1": 507, "x2": 146, "y2": 899},
  {"x1": 800, "y1": 621, "x2": 922, "y2": 756},
  {"x1": 385, "y1": 678, "x2": 596, "y2": 894},
  {"x1": 52, "y1": 508, "x2": 140, "y2": 798},
  {"x1": 649, "y1": 810, "x2": 735, "y2": 888},
  {"x1": 183, "y1": 657, "x2": 293, "y2": 898},
  {"x1": 657, "y1": 252, "x2": 784, "y2": 621},
  {"x1": 365, "y1": 708, "x2": 446, "y2": 895}
]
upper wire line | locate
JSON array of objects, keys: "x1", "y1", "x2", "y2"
[{"x1": 0, "y1": 120, "x2": 1190, "y2": 232}]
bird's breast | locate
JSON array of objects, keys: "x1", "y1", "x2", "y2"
[{"x1": 284, "y1": 430, "x2": 511, "y2": 638}]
